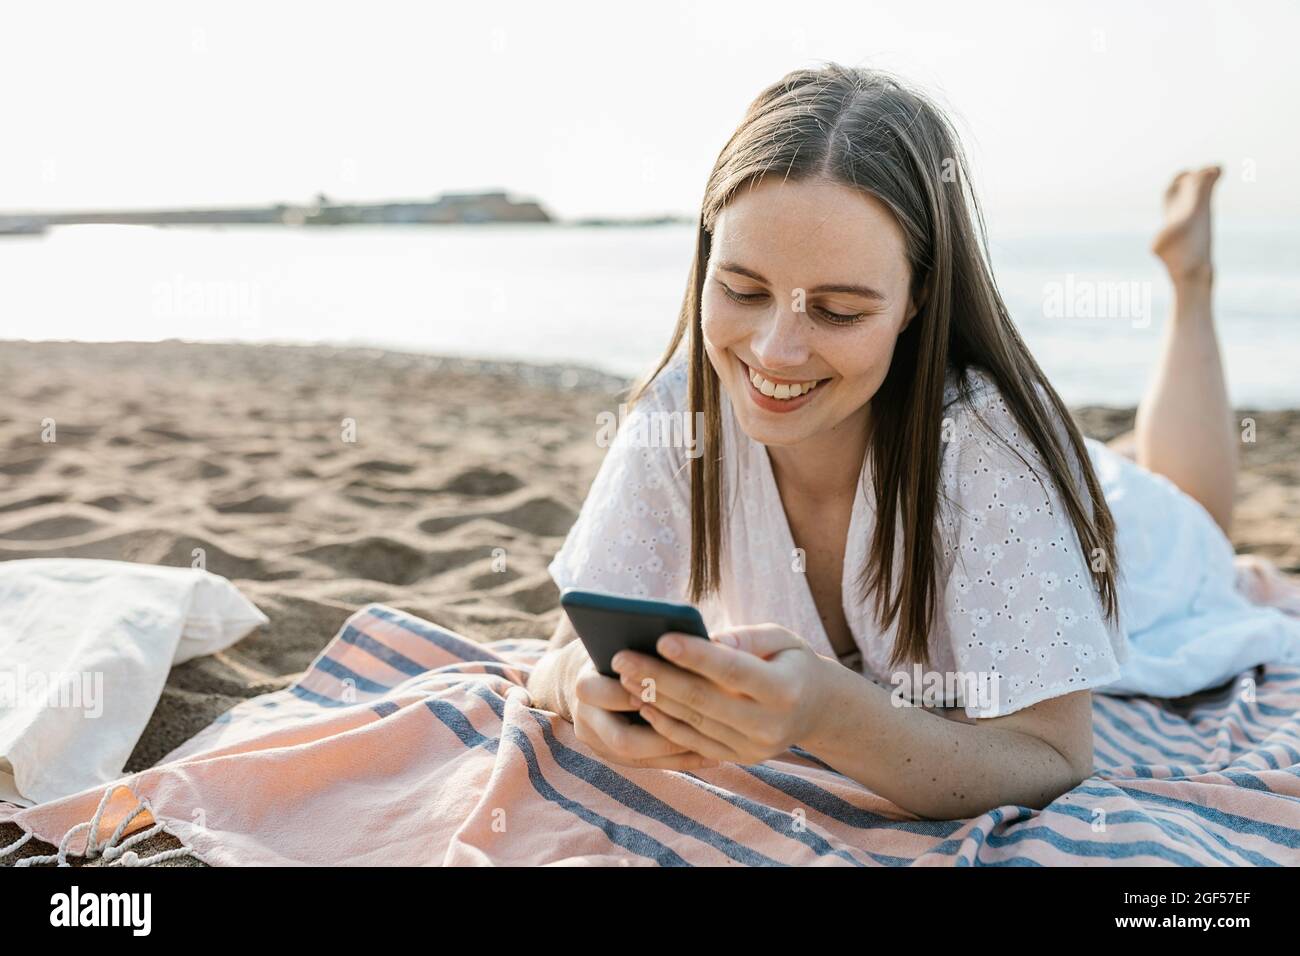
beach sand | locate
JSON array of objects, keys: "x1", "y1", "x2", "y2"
[{"x1": 2, "y1": 340, "x2": 1297, "y2": 864}]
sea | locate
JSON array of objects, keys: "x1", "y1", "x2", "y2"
[{"x1": 2, "y1": 222, "x2": 1296, "y2": 406}]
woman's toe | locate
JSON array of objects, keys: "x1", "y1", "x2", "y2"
[
  {"x1": 1165, "y1": 170, "x2": 1190, "y2": 200},
  {"x1": 1201, "y1": 164, "x2": 1223, "y2": 191}
]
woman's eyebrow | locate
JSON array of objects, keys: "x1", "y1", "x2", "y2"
[{"x1": 715, "y1": 260, "x2": 886, "y2": 301}]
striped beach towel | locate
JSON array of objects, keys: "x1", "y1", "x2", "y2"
[{"x1": 4, "y1": 603, "x2": 1300, "y2": 865}]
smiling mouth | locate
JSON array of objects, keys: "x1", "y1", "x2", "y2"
[{"x1": 740, "y1": 358, "x2": 829, "y2": 401}]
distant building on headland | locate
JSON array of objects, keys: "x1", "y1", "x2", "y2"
[
  {"x1": 0, "y1": 190, "x2": 551, "y2": 233},
  {"x1": 283, "y1": 191, "x2": 552, "y2": 225}
]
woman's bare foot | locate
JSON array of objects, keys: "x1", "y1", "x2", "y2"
[
  {"x1": 1151, "y1": 165, "x2": 1221, "y2": 285},
  {"x1": 1234, "y1": 554, "x2": 1300, "y2": 615}
]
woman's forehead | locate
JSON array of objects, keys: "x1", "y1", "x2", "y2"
[{"x1": 713, "y1": 178, "x2": 910, "y2": 284}]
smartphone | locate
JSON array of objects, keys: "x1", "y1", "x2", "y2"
[{"x1": 559, "y1": 587, "x2": 710, "y2": 725}]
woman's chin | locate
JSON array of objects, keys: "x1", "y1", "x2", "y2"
[{"x1": 730, "y1": 397, "x2": 819, "y2": 446}]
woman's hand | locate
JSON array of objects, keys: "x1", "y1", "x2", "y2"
[
  {"x1": 610, "y1": 624, "x2": 830, "y2": 765},
  {"x1": 530, "y1": 637, "x2": 721, "y2": 772}
]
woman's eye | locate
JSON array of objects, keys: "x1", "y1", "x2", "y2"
[
  {"x1": 719, "y1": 282, "x2": 864, "y2": 325},
  {"x1": 814, "y1": 307, "x2": 865, "y2": 325},
  {"x1": 721, "y1": 284, "x2": 767, "y2": 304}
]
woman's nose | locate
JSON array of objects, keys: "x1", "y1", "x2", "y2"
[{"x1": 750, "y1": 302, "x2": 812, "y2": 371}]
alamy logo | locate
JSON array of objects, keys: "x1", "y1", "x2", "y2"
[
  {"x1": 1041, "y1": 273, "x2": 1152, "y2": 327},
  {"x1": 0, "y1": 666, "x2": 103, "y2": 718},
  {"x1": 595, "y1": 405, "x2": 705, "y2": 458},
  {"x1": 49, "y1": 886, "x2": 152, "y2": 936},
  {"x1": 890, "y1": 665, "x2": 1002, "y2": 712}
]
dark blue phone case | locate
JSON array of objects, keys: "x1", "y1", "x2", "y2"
[{"x1": 559, "y1": 587, "x2": 710, "y2": 725}]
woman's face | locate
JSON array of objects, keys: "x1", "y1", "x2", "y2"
[{"x1": 701, "y1": 176, "x2": 920, "y2": 449}]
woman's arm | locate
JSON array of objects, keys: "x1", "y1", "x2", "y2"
[
  {"x1": 525, "y1": 615, "x2": 584, "y2": 721},
  {"x1": 803, "y1": 656, "x2": 1095, "y2": 819},
  {"x1": 614, "y1": 626, "x2": 1094, "y2": 820}
]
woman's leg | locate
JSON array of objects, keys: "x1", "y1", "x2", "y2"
[{"x1": 1111, "y1": 165, "x2": 1238, "y2": 536}]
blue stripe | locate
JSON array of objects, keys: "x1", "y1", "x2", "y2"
[
  {"x1": 737, "y1": 764, "x2": 965, "y2": 840},
  {"x1": 312, "y1": 655, "x2": 392, "y2": 695},
  {"x1": 1091, "y1": 721, "x2": 1152, "y2": 767},
  {"x1": 1090, "y1": 797, "x2": 1281, "y2": 866},
  {"x1": 1094, "y1": 699, "x2": 1209, "y2": 762},
  {"x1": 365, "y1": 605, "x2": 501, "y2": 663},
  {"x1": 979, "y1": 815, "x2": 1207, "y2": 865},
  {"x1": 1253, "y1": 747, "x2": 1281, "y2": 771},
  {"x1": 970, "y1": 856, "x2": 1045, "y2": 866},
  {"x1": 1216, "y1": 770, "x2": 1293, "y2": 796},
  {"x1": 1226, "y1": 707, "x2": 1280, "y2": 741},
  {"x1": 1256, "y1": 700, "x2": 1300, "y2": 718},
  {"x1": 787, "y1": 744, "x2": 840, "y2": 773},
  {"x1": 470, "y1": 683, "x2": 508, "y2": 719},
  {"x1": 524, "y1": 709, "x2": 787, "y2": 866},
  {"x1": 505, "y1": 724, "x2": 692, "y2": 865},
  {"x1": 955, "y1": 805, "x2": 1029, "y2": 865},
  {"x1": 1164, "y1": 702, "x2": 1253, "y2": 738},
  {"x1": 675, "y1": 774, "x2": 874, "y2": 866},
  {"x1": 289, "y1": 684, "x2": 347, "y2": 707},
  {"x1": 443, "y1": 661, "x2": 531, "y2": 681},
  {"x1": 1041, "y1": 799, "x2": 1246, "y2": 866},
  {"x1": 1073, "y1": 783, "x2": 1300, "y2": 851},
  {"x1": 1091, "y1": 740, "x2": 1122, "y2": 769},
  {"x1": 371, "y1": 700, "x2": 400, "y2": 719},
  {"x1": 1121, "y1": 697, "x2": 1200, "y2": 735},
  {"x1": 1270, "y1": 740, "x2": 1300, "y2": 765},
  {"x1": 1103, "y1": 698, "x2": 1208, "y2": 750},
  {"x1": 424, "y1": 698, "x2": 499, "y2": 752},
  {"x1": 339, "y1": 624, "x2": 427, "y2": 677}
]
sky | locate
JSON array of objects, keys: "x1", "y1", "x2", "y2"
[{"x1": 3, "y1": 0, "x2": 1297, "y2": 233}]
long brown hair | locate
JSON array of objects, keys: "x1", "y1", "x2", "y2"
[{"x1": 629, "y1": 62, "x2": 1119, "y2": 668}]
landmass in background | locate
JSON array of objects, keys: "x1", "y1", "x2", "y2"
[{"x1": 0, "y1": 190, "x2": 693, "y2": 234}]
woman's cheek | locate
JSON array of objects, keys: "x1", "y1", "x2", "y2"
[
  {"x1": 700, "y1": 293, "x2": 740, "y2": 346},
  {"x1": 845, "y1": 318, "x2": 907, "y2": 386}
]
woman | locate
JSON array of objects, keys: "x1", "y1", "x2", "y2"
[{"x1": 527, "y1": 64, "x2": 1300, "y2": 819}]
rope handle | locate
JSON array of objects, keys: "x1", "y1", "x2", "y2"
[{"x1": 0, "y1": 784, "x2": 196, "y2": 867}]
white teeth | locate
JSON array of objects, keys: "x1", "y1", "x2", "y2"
[{"x1": 748, "y1": 366, "x2": 820, "y2": 400}]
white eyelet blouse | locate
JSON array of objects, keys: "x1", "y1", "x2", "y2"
[{"x1": 548, "y1": 348, "x2": 1130, "y2": 718}]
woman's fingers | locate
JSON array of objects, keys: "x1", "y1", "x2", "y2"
[
  {"x1": 638, "y1": 691, "x2": 753, "y2": 757},
  {"x1": 613, "y1": 650, "x2": 760, "y2": 733},
  {"x1": 576, "y1": 700, "x2": 694, "y2": 760},
  {"x1": 573, "y1": 669, "x2": 640, "y2": 711},
  {"x1": 570, "y1": 669, "x2": 724, "y2": 769},
  {"x1": 654, "y1": 628, "x2": 799, "y2": 702},
  {"x1": 617, "y1": 751, "x2": 722, "y2": 771},
  {"x1": 639, "y1": 704, "x2": 744, "y2": 763},
  {"x1": 576, "y1": 707, "x2": 720, "y2": 770}
]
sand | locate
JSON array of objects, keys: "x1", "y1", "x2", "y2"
[{"x1": 1, "y1": 339, "x2": 1297, "y2": 864}]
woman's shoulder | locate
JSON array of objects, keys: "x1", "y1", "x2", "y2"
[
  {"x1": 942, "y1": 363, "x2": 1007, "y2": 416},
  {"x1": 632, "y1": 347, "x2": 690, "y2": 414},
  {"x1": 941, "y1": 364, "x2": 1062, "y2": 446},
  {"x1": 609, "y1": 348, "x2": 697, "y2": 478},
  {"x1": 937, "y1": 365, "x2": 1064, "y2": 500}
]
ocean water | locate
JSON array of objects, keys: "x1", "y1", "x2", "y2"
[{"x1": 2, "y1": 222, "x2": 1296, "y2": 406}]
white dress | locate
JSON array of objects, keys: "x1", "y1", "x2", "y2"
[{"x1": 548, "y1": 349, "x2": 1300, "y2": 718}]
